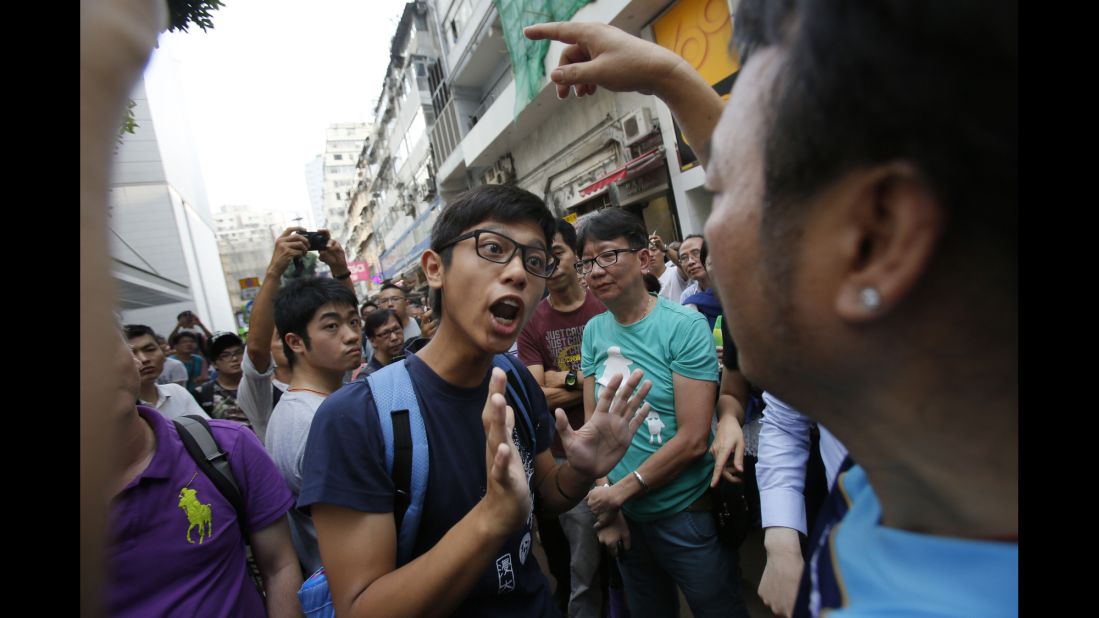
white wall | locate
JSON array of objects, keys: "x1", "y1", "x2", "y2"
[{"x1": 112, "y1": 76, "x2": 235, "y2": 335}]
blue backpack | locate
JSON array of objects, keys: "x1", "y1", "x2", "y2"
[{"x1": 298, "y1": 353, "x2": 536, "y2": 617}]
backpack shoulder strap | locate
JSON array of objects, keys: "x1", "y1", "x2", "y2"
[
  {"x1": 173, "y1": 414, "x2": 248, "y2": 536},
  {"x1": 367, "y1": 360, "x2": 428, "y2": 566},
  {"x1": 493, "y1": 353, "x2": 536, "y2": 451}
]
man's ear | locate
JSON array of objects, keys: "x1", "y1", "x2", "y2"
[
  {"x1": 422, "y1": 249, "x2": 445, "y2": 293},
  {"x1": 637, "y1": 247, "x2": 653, "y2": 272},
  {"x1": 833, "y1": 163, "x2": 945, "y2": 322},
  {"x1": 284, "y1": 331, "x2": 307, "y2": 356}
]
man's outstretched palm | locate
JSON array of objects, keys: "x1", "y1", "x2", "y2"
[{"x1": 559, "y1": 369, "x2": 652, "y2": 478}]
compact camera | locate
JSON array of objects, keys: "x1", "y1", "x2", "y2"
[{"x1": 302, "y1": 231, "x2": 329, "y2": 251}]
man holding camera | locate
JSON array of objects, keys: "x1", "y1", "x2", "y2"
[{"x1": 239, "y1": 227, "x2": 355, "y2": 446}]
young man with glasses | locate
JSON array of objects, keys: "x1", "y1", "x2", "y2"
[
  {"x1": 196, "y1": 332, "x2": 252, "y2": 430},
  {"x1": 376, "y1": 281, "x2": 422, "y2": 344},
  {"x1": 517, "y1": 217, "x2": 607, "y2": 617},
  {"x1": 299, "y1": 184, "x2": 654, "y2": 616},
  {"x1": 352, "y1": 309, "x2": 407, "y2": 380},
  {"x1": 574, "y1": 208, "x2": 749, "y2": 618}
]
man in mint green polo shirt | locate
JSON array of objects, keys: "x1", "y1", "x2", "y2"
[{"x1": 576, "y1": 208, "x2": 748, "y2": 618}]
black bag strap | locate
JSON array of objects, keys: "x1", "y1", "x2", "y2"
[
  {"x1": 390, "y1": 409, "x2": 413, "y2": 532},
  {"x1": 174, "y1": 414, "x2": 248, "y2": 537}
]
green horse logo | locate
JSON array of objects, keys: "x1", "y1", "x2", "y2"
[{"x1": 178, "y1": 487, "x2": 213, "y2": 544}]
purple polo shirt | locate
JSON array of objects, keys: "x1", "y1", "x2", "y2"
[{"x1": 106, "y1": 406, "x2": 294, "y2": 617}]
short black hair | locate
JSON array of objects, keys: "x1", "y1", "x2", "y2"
[
  {"x1": 680, "y1": 234, "x2": 706, "y2": 262},
  {"x1": 642, "y1": 272, "x2": 662, "y2": 294},
  {"x1": 575, "y1": 208, "x2": 647, "y2": 255},
  {"x1": 176, "y1": 310, "x2": 194, "y2": 320},
  {"x1": 365, "y1": 309, "x2": 399, "y2": 338},
  {"x1": 274, "y1": 277, "x2": 359, "y2": 368},
  {"x1": 362, "y1": 300, "x2": 378, "y2": 311},
  {"x1": 554, "y1": 218, "x2": 578, "y2": 253},
  {"x1": 124, "y1": 324, "x2": 157, "y2": 342},
  {"x1": 169, "y1": 331, "x2": 198, "y2": 346},
  {"x1": 428, "y1": 184, "x2": 555, "y2": 315},
  {"x1": 738, "y1": 0, "x2": 1017, "y2": 302},
  {"x1": 379, "y1": 281, "x2": 404, "y2": 296},
  {"x1": 206, "y1": 332, "x2": 243, "y2": 362}
]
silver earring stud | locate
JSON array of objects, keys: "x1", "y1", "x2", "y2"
[{"x1": 859, "y1": 287, "x2": 881, "y2": 310}]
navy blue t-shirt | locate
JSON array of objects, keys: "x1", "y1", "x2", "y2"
[{"x1": 298, "y1": 353, "x2": 556, "y2": 617}]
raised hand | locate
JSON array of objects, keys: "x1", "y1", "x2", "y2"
[
  {"x1": 523, "y1": 22, "x2": 686, "y2": 99},
  {"x1": 560, "y1": 369, "x2": 652, "y2": 478},
  {"x1": 268, "y1": 227, "x2": 309, "y2": 277},
  {"x1": 317, "y1": 231, "x2": 349, "y2": 270},
  {"x1": 481, "y1": 368, "x2": 532, "y2": 537},
  {"x1": 648, "y1": 233, "x2": 666, "y2": 253}
]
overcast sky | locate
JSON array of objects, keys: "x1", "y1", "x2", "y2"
[{"x1": 144, "y1": 0, "x2": 410, "y2": 225}]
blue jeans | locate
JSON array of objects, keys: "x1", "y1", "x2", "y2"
[{"x1": 617, "y1": 510, "x2": 749, "y2": 618}]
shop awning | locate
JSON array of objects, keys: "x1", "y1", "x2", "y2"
[{"x1": 578, "y1": 147, "x2": 666, "y2": 198}]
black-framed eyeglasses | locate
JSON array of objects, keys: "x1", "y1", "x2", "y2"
[
  {"x1": 574, "y1": 247, "x2": 642, "y2": 276},
  {"x1": 216, "y1": 348, "x2": 244, "y2": 362},
  {"x1": 371, "y1": 326, "x2": 404, "y2": 340},
  {"x1": 438, "y1": 229, "x2": 558, "y2": 278}
]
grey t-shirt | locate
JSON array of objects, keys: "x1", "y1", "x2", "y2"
[
  {"x1": 265, "y1": 390, "x2": 326, "y2": 574},
  {"x1": 236, "y1": 348, "x2": 288, "y2": 446}
]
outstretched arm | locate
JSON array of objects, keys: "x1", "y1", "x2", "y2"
[
  {"x1": 246, "y1": 227, "x2": 308, "y2": 372},
  {"x1": 537, "y1": 370, "x2": 652, "y2": 513},
  {"x1": 524, "y1": 22, "x2": 725, "y2": 168}
]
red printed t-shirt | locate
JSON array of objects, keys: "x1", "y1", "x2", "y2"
[{"x1": 517, "y1": 291, "x2": 606, "y2": 456}]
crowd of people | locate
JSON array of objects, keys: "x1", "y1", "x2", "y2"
[{"x1": 87, "y1": 0, "x2": 1016, "y2": 616}]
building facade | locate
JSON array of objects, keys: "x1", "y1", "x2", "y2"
[
  {"x1": 345, "y1": 1, "x2": 444, "y2": 298},
  {"x1": 347, "y1": 0, "x2": 738, "y2": 302},
  {"x1": 109, "y1": 76, "x2": 236, "y2": 337},
  {"x1": 213, "y1": 204, "x2": 286, "y2": 326},
  {"x1": 324, "y1": 123, "x2": 372, "y2": 252},
  {"x1": 304, "y1": 154, "x2": 325, "y2": 230}
]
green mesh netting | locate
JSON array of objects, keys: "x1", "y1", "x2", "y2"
[{"x1": 494, "y1": 0, "x2": 592, "y2": 119}]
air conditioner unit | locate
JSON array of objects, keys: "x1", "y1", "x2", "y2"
[{"x1": 622, "y1": 108, "x2": 654, "y2": 146}]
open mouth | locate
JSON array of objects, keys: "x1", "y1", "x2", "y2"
[{"x1": 489, "y1": 297, "x2": 523, "y2": 326}]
